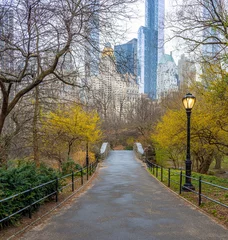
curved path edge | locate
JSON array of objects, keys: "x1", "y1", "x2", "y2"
[{"x1": 20, "y1": 151, "x2": 228, "y2": 240}]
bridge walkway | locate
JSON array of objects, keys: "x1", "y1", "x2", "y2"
[{"x1": 21, "y1": 150, "x2": 227, "y2": 240}]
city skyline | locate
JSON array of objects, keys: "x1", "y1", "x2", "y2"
[
  {"x1": 124, "y1": 0, "x2": 178, "y2": 63},
  {"x1": 137, "y1": 0, "x2": 165, "y2": 99}
]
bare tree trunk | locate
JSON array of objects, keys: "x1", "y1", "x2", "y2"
[
  {"x1": 0, "y1": 84, "x2": 10, "y2": 165},
  {"x1": 32, "y1": 86, "x2": 40, "y2": 167},
  {"x1": 199, "y1": 156, "x2": 213, "y2": 174},
  {"x1": 0, "y1": 139, "x2": 7, "y2": 167},
  {"x1": 67, "y1": 140, "x2": 74, "y2": 160},
  {"x1": 214, "y1": 154, "x2": 222, "y2": 169}
]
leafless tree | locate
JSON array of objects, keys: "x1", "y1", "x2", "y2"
[
  {"x1": 0, "y1": 0, "x2": 138, "y2": 164},
  {"x1": 167, "y1": 0, "x2": 228, "y2": 62},
  {"x1": 125, "y1": 95, "x2": 162, "y2": 145}
]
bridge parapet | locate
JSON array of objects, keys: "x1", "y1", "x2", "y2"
[
  {"x1": 133, "y1": 142, "x2": 144, "y2": 161},
  {"x1": 100, "y1": 142, "x2": 110, "y2": 160}
]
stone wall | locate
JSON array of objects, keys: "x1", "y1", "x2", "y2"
[
  {"x1": 133, "y1": 142, "x2": 144, "y2": 161},
  {"x1": 100, "y1": 142, "x2": 110, "y2": 160}
]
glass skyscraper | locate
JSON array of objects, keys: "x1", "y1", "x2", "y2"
[
  {"x1": 158, "y1": 0, "x2": 165, "y2": 61},
  {"x1": 114, "y1": 38, "x2": 137, "y2": 76},
  {"x1": 137, "y1": 0, "x2": 164, "y2": 99},
  {"x1": 202, "y1": 0, "x2": 221, "y2": 58}
]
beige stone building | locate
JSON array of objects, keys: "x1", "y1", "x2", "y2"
[{"x1": 87, "y1": 44, "x2": 139, "y2": 119}]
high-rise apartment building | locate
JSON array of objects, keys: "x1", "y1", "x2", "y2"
[
  {"x1": 202, "y1": 0, "x2": 221, "y2": 58},
  {"x1": 157, "y1": 53, "x2": 178, "y2": 99},
  {"x1": 114, "y1": 38, "x2": 137, "y2": 77},
  {"x1": 84, "y1": 0, "x2": 100, "y2": 77},
  {"x1": 137, "y1": 0, "x2": 164, "y2": 99},
  {"x1": 0, "y1": 0, "x2": 14, "y2": 72},
  {"x1": 178, "y1": 54, "x2": 196, "y2": 88},
  {"x1": 87, "y1": 44, "x2": 139, "y2": 119}
]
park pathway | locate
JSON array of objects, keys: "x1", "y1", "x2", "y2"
[{"x1": 21, "y1": 151, "x2": 227, "y2": 240}]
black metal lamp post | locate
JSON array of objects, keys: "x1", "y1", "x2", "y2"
[{"x1": 182, "y1": 93, "x2": 196, "y2": 191}]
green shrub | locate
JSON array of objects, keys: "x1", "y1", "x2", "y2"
[
  {"x1": 125, "y1": 146, "x2": 133, "y2": 150},
  {"x1": 62, "y1": 158, "x2": 82, "y2": 175},
  {"x1": 0, "y1": 161, "x2": 61, "y2": 229}
]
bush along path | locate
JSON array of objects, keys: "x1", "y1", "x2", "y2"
[
  {"x1": 20, "y1": 151, "x2": 227, "y2": 240},
  {"x1": 0, "y1": 160, "x2": 98, "y2": 239}
]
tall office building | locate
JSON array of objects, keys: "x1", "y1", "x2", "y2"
[
  {"x1": 202, "y1": 0, "x2": 222, "y2": 58},
  {"x1": 137, "y1": 27, "x2": 146, "y2": 93},
  {"x1": 84, "y1": 0, "x2": 100, "y2": 77},
  {"x1": 178, "y1": 54, "x2": 196, "y2": 88},
  {"x1": 114, "y1": 38, "x2": 137, "y2": 77},
  {"x1": 0, "y1": 0, "x2": 14, "y2": 72},
  {"x1": 158, "y1": 0, "x2": 165, "y2": 61},
  {"x1": 137, "y1": 0, "x2": 164, "y2": 99}
]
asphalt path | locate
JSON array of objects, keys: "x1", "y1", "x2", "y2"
[{"x1": 21, "y1": 150, "x2": 228, "y2": 240}]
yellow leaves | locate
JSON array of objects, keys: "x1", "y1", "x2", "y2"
[
  {"x1": 153, "y1": 109, "x2": 186, "y2": 149},
  {"x1": 40, "y1": 104, "x2": 102, "y2": 161},
  {"x1": 43, "y1": 105, "x2": 101, "y2": 144},
  {"x1": 154, "y1": 62, "x2": 228, "y2": 168}
]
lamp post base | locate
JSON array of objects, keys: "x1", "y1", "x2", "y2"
[{"x1": 182, "y1": 183, "x2": 195, "y2": 192}]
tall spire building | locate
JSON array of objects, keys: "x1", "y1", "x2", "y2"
[{"x1": 137, "y1": 0, "x2": 164, "y2": 99}]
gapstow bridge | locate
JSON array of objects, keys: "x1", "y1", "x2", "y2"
[{"x1": 19, "y1": 143, "x2": 228, "y2": 240}]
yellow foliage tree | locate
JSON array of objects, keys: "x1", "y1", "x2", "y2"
[
  {"x1": 153, "y1": 63, "x2": 228, "y2": 173},
  {"x1": 41, "y1": 105, "x2": 101, "y2": 166},
  {"x1": 153, "y1": 109, "x2": 186, "y2": 168}
]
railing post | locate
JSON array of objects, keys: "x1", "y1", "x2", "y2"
[
  {"x1": 156, "y1": 165, "x2": 158, "y2": 178},
  {"x1": 87, "y1": 164, "x2": 89, "y2": 181},
  {"x1": 29, "y1": 187, "x2": 32, "y2": 219},
  {"x1": 55, "y1": 177, "x2": 58, "y2": 202},
  {"x1": 72, "y1": 171, "x2": 74, "y2": 192},
  {"x1": 179, "y1": 171, "x2": 182, "y2": 195},
  {"x1": 198, "y1": 176, "x2": 202, "y2": 206},
  {"x1": 81, "y1": 168, "x2": 83, "y2": 185},
  {"x1": 161, "y1": 167, "x2": 163, "y2": 182},
  {"x1": 168, "y1": 168, "x2": 171, "y2": 187},
  {"x1": 152, "y1": 164, "x2": 155, "y2": 175}
]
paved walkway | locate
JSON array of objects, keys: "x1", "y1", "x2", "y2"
[{"x1": 21, "y1": 151, "x2": 227, "y2": 240}]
